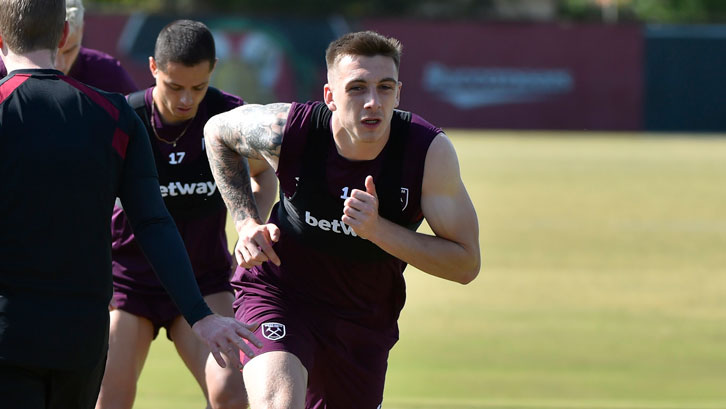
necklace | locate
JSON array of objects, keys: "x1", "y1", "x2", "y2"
[{"x1": 150, "y1": 101, "x2": 194, "y2": 148}]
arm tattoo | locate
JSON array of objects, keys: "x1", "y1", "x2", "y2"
[
  {"x1": 220, "y1": 103, "x2": 288, "y2": 162},
  {"x1": 206, "y1": 103, "x2": 290, "y2": 225}
]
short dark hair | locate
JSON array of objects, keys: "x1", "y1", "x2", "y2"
[
  {"x1": 325, "y1": 30, "x2": 403, "y2": 73},
  {"x1": 0, "y1": 0, "x2": 65, "y2": 54},
  {"x1": 154, "y1": 19, "x2": 216, "y2": 71}
]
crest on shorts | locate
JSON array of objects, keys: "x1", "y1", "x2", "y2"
[
  {"x1": 400, "y1": 187, "x2": 409, "y2": 211},
  {"x1": 261, "y1": 322, "x2": 286, "y2": 341}
]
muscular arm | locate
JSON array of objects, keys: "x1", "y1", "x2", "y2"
[
  {"x1": 204, "y1": 103, "x2": 289, "y2": 267},
  {"x1": 344, "y1": 133, "x2": 480, "y2": 284},
  {"x1": 204, "y1": 103, "x2": 288, "y2": 226}
]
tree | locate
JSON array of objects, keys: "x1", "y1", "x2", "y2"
[{"x1": 86, "y1": 0, "x2": 726, "y2": 22}]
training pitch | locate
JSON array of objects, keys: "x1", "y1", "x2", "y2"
[{"x1": 134, "y1": 130, "x2": 726, "y2": 409}]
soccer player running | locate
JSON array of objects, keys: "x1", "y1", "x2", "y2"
[
  {"x1": 204, "y1": 30, "x2": 481, "y2": 408},
  {"x1": 0, "y1": 2, "x2": 261, "y2": 409},
  {"x1": 0, "y1": 0, "x2": 137, "y2": 94},
  {"x1": 95, "y1": 20, "x2": 274, "y2": 409}
]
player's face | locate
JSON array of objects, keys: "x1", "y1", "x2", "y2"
[
  {"x1": 150, "y1": 58, "x2": 215, "y2": 123},
  {"x1": 325, "y1": 54, "x2": 401, "y2": 147},
  {"x1": 54, "y1": 26, "x2": 82, "y2": 75}
]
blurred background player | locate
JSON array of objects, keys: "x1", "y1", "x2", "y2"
[
  {"x1": 95, "y1": 20, "x2": 276, "y2": 409},
  {"x1": 204, "y1": 30, "x2": 480, "y2": 408},
  {"x1": 0, "y1": 0, "x2": 137, "y2": 94},
  {"x1": 0, "y1": 2, "x2": 261, "y2": 409}
]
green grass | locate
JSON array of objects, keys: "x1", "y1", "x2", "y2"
[{"x1": 135, "y1": 131, "x2": 726, "y2": 409}]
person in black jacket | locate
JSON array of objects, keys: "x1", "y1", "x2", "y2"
[{"x1": 0, "y1": 2, "x2": 261, "y2": 409}]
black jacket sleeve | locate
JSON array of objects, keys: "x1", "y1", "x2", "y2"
[{"x1": 116, "y1": 105, "x2": 213, "y2": 326}]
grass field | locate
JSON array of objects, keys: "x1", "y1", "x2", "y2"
[{"x1": 135, "y1": 131, "x2": 726, "y2": 409}]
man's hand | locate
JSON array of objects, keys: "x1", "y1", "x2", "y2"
[
  {"x1": 235, "y1": 219, "x2": 281, "y2": 268},
  {"x1": 342, "y1": 175, "x2": 380, "y2": 239},
  {"x1": 192, "y1": 314, "x2": 263, "y2": 370}
]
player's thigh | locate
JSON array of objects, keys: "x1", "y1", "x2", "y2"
[
  {"x1": 169, "y1": 292, "x2": 235, "y2": 383},
  {"x1": 170, "y1": 314, "x2": 247, "y2": 409},
  {"x1": 205, "y1": 292, "x2": 248, "y2": 406},
  {"x1": 95, "y1": 309, "x2": 154, "y2": 409},
  {"x1": 105, "y1": 309, "x2": 155, "y2": 378},
  {"x1": 204, "y1": 292, "x2": 248, "y2": 407},
  {"x1": 243, "y1": 351, "x2": 307, "y2": 409},
  {"x1": 204, "y1": 352, "x2": 247, "y2": 409},
  {"x1": 170, "y1": 293, "x2": 248, "y2": 407}
]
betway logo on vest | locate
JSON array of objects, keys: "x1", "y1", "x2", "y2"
[
  {"x1": 160, "y1": 181, "x2": 217, "y2": 197},
  {"x1": 305, "y1": 211, "x2": 359, "y2": 238}
]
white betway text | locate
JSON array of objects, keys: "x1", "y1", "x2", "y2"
[
  {"x1": 305, "y1": 211, "x2": 358, "y2": 237},
  {"x1": 160, "y1": 181, "x2": 217, "y2": 197}
]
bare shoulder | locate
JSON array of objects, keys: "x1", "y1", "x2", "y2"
[
  {"x1": 427, "y1": 132, "x2": 458, "y2": 157},
  {"x1": 214, "y1": 102, "x2": 291, "y2": 131},
  {"x1": 423, "y1": 132, "x2": 462, "y2": 189},
  {"x1": 236, "y1": 102, "x2": 291, "y2": 120},
  {"x1": 205, "y1": 102, "x2": 292, "y2": 161}
]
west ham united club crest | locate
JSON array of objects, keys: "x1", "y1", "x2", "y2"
[
  {"x1": 400, "y1": 187, "x2": 409, "y2": 211},
  {"x1": 261, "y1": 322, "x2": 286, "y2": 341}
]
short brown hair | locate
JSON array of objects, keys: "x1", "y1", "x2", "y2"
[
  {"x1": 325, "y1": 30, "x2": 403, "y2": 73},
  {"x1": 0, "y1": 0, "x2": 66, "y2": 54},
  {"x1": 154, "y1": 20, "x2": 216, "y2": 72}
]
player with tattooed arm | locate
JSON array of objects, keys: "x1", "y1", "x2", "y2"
[{"x1": 204, "y1": 30, "x2": 480, "y2": 409}]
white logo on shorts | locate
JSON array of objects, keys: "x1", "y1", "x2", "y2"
[{"x1": 261, "y1": 322, "x2": 286, "y2": 341}]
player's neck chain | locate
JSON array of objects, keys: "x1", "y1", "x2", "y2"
[{"x1": 151, "y1": 101, "x2": 194, "y2": 148}]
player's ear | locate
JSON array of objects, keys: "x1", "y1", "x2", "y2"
[
  {"x1": 149, "y1": 56, "x2": 158, "y2": 77},
  {"x1": 395, "y1": 81, "x2": 402, "y2": 108},
  {"x1": 208, "y1": 58, "x2": 218, "y2": 74},
  {"x1": 324, "y1": 84, "x2": 336, "y2": 111},
  {"x1": 58, "y1": 21, "x2": 69, "y2": 49}
]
